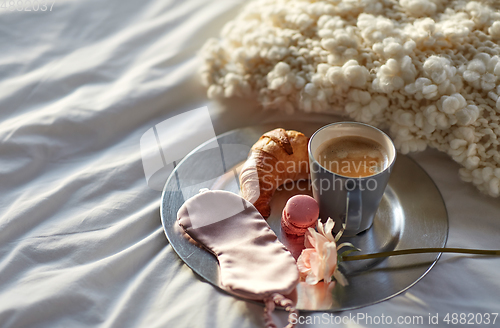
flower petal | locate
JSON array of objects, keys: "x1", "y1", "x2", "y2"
[
  {"x1": 308, "y1": 229, "x2": 329, "y2": 254},
  {"x1": 324, "y1": 242, "x2": 338, "y2": 274},
  {"x1": 297, "y1": 249, "x2": 314, "y2": 273},
  {"x1": 324, "y1": 218, "x2": 335, "y2": 242},
  {"x1": 333, "y1": 268, "x2": 349, "y2": 286},
  {"x1": 309, "y1": 251, "x2": 322, "y2": 278},
  {"x1": 305, "y1": 272, "x2": 320, "y2": 285},
  {"x1": 317, "y1": 219, "x2": 325, "y2": 236},
  {"x1": 306, "y1": 234, "x2": 316, "y2": 250},
  {"x1": 304, "y1": 228, "x2": 316, "y2": 248}
]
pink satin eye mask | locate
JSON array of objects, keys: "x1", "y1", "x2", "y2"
[{"x1": 177, "y1": 190, "x2": 299, "y2": 328}]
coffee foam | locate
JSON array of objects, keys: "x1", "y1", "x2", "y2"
[{"x1": 316, "y1": 136, "x2": 388, "y2": 177}]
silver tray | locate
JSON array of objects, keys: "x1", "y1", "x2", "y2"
[{"x1": 161, "y1": 121, "x2": 448, "y2": 311}]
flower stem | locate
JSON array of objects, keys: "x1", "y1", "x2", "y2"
[{"x1": 342, "y1": 248, "x2": 500, "y2": 261}]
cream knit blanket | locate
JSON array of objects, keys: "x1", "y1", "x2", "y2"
[{"x1": 200, "y1": 0, "x2": 500, "y2": 197}]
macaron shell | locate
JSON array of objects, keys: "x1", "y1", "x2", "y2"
[
  {"x1": 281, "y1": 210, "x2": 306, "y2": 235},
  {"x1": 281, "y1": 195, "x2": 319, "y2": 236},
  {"x1": 284, "y1": 195, "x2": 319, "y2": 228}
]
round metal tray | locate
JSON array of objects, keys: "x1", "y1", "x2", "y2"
[{"x1": 161, "y1": 121, "x2": 448, "y2": 311}]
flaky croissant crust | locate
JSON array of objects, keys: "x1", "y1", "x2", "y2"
[{"x1": 239, "y1": 128, "x2": 309, "y2": 218}]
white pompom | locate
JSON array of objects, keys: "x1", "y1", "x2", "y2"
[
  {"x1": 275, "y1": 62, "x2": 291, "y2": 76},
  {"x1": 451, "y1": 139, "x2": 467, "y2": 150},
  {"x1": 489, "y1": 177, "x2": 500, "y2": 196},
  {"x1": 488, "y1": 21, "x2": 500, "y2": 38},
  {"x1": 442, "y1": 96, "x2": 460, "y2": 114}
]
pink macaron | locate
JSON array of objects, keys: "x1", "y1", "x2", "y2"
[{"x1": 281, "y1": 195, "x2": 319, "y2": 236}]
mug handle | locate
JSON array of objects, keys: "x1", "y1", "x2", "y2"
[{"x1": 345, "y1": 189, "x2": 362, "y2": 232}]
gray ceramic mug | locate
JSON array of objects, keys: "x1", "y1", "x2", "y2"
[{"x1": 308, "y1": 122, "x2": 396, "y2": 237}]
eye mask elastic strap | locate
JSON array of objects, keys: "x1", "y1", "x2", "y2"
[{"x1": 263, "y1": 293, "x2": 298, "y2": 328}]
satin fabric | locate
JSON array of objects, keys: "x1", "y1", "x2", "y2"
[{"x1": 177, "y1": 190, "x2": 299, "y2": 301}]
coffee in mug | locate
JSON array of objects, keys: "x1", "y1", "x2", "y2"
[
  {"x1": 308, "y1": 122, "x2": 396, "y2": 236},
  {"x1": 315, "y1": 136, "x2": 389, "y2": 178}
]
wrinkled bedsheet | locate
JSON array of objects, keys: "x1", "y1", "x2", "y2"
[{"x1": 1, "y1": 1, "x2": 499, "y2": 327}]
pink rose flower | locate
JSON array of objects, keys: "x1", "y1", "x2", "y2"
[{"x1": 297, "y1": 218, "x2": 349, "y2": 286}]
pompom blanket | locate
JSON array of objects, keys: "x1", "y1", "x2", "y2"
[{"x1": 199, "y1": 0, "x2": 500, "y2": 197}]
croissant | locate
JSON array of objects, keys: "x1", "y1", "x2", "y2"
[{"x1": 239, "y1": 128, "x2": 309, "y2": 218}]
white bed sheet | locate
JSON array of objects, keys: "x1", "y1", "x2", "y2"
[{"x1": 0, "y1": 0, "x2": 499, "y2": 327}]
